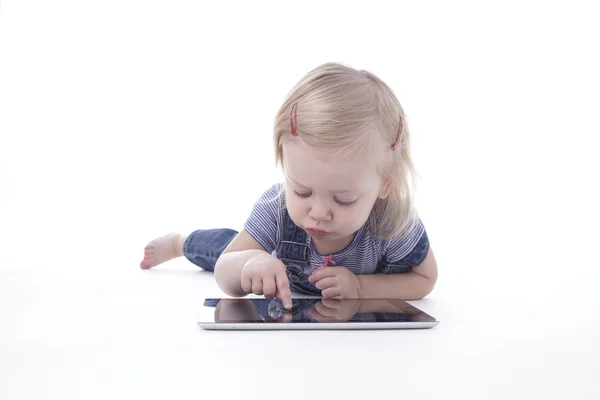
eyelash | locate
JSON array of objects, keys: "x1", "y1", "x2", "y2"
[{"x1": 293, "y1": 191, "x2": 357, "y2": 207}]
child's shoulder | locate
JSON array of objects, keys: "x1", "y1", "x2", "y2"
[
  {"x1": 255, "y1": 182, "x2": 284, "y2": 201},
  {"x1": 244, "y1": 183, "x2": 285, "y2": 254},
  {"x1": 367, "y1": 218, "x2": 426, "y2": 252}
]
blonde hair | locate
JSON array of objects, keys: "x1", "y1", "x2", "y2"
[{"x1": 273, "y1": 62, "x2": 419, "y2": 240}]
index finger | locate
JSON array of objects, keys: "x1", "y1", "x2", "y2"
[{"x1": 275, "y1": 272, "x2": 293, "y2": 309}]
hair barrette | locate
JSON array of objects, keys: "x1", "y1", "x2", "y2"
[
  {"x1": 290, "y1": 103, "x2": 298, "y2": 136},
  {"x1": 392, "y1": 114, "x2": 401, "y2": 151}
]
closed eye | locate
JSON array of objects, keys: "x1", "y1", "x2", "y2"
[
  {"x1": 334, "y1": 198, "x2": 357, "y2": 207},
  {"x1": 293, "y1": 190, "x2": 312, "y2": 198}
]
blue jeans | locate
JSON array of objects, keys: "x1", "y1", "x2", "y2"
[{"x1": 182, "y1": 229, "x2": 238, "y2": 271}]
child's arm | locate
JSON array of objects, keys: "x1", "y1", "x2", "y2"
[
  {"x1": 357, "y1": 247, "x2": 438, "y2": 300},
  {"x1": 213, "y1": 229, "x2": 269, "y2": 297},
  {"x1": 214, "y1": 229, "x2": 293, "y2": 308}
]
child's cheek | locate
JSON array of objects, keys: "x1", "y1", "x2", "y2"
[
  {"x1": 286, "y1": 197, "x2": 304, "y2": 223},
  {"x1": 345, "y1": 208, "x2": 365, "y2": 229}
]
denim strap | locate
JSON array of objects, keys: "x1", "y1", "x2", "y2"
[{"x1": 276, "y1": 207, "x2": 321, "y2": 295}]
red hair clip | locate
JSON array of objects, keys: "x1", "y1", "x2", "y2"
[
  {"x1": 392, "y1": 114, "x2": 401, "y2": 151},
  {"x1": 290, "y1": 103, "x2": 298, "y2": 136}
]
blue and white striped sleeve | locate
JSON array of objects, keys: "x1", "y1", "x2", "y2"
[
  {"x1": 384, "y1": 219, "x2": 430, "y2": 268},
  {"x1": 243, "y1": 184, "x2": 283, "y2": 255}
]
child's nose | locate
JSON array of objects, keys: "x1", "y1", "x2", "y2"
[{"x1": 308, "y1": 201, "x2": 332, "y2": 221}]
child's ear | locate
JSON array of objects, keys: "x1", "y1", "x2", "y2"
[{"x1": 378, "y1": 179, "x2": 392, "y2": 199}]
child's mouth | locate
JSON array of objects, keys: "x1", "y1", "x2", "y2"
[{"x1": 306, "y1": 228, "x2": 329, "y2": 237}]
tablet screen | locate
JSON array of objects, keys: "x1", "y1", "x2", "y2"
[{"x1": 201, "y1": 298, "x2": 437, "y2": 324}]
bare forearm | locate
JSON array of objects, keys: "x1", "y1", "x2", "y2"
[
  {"x1": 357, "y1": 272, "x2": 435, "y2": 300},
  {"x1": 214, "y1": 249, "x2": 266, "y2": 297}
]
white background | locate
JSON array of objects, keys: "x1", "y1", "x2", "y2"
[{"x1": 1, "y1": 1, "x2": 599, "y2": 399}]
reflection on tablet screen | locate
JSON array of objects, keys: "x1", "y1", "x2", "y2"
[{"x1": 205, "y1": 298, "x2": 436, "y2": 323}]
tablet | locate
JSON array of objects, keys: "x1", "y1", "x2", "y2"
[{"x1": 198, "y1": 298, "x2": 439, "y2": 330}]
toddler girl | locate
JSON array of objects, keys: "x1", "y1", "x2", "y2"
[{"x1": 140, "y1": 62, "x2": 438, "y2": 310}]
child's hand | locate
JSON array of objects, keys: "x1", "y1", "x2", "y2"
[
  {"x1": 308, "y1": 266, "x2": 361, "y2": 298},
  {"x1": 241, "y1": 253, "x2": 293, "y2": 309}
]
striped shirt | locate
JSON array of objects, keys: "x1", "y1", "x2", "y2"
[{"x1": 244, "y1": 184, "x2": 426, "y2": 276}]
